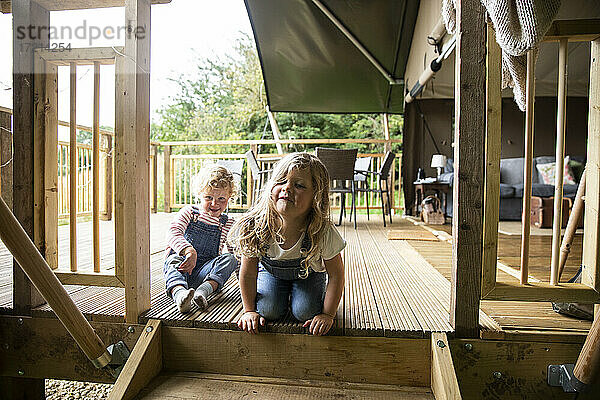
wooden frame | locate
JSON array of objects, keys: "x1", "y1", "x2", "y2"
[
  {"x1": 430, "y1": 333, "x2": 461, "y2": 400},
  {"x1": 479, "y1": 27, "x2": 600, "y2": 303},
  {"x1": 34, "y1": 47, "x2": 125, "y2": 288}
]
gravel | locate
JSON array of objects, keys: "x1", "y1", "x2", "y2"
[{"x1": 45, "y1": 379, "x2": 113, "y2": 399}]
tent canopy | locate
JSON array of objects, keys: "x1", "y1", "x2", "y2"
[{"x1": 245, "y1": 0, "x2": 420, "y2": 114}]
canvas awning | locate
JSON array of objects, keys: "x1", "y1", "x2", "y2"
[{"x1": 244, "y1": 0, "x2": 420, "y2": 114}]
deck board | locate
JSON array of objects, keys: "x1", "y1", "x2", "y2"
[{"x1": 0, "y1": 212, "x2": 591, "y2": 340}]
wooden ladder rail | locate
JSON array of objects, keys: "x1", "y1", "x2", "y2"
[{"x1": 0, "y1": 196, "x2": 111, "y2": 368}]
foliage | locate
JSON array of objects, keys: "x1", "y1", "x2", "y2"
[{"x1": 151, "y1": 33, "x2": 403, "y2": 155}]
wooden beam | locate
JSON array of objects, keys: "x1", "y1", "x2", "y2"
[
  {"x1": 33, "y1": 53, "x2": 46, "y2": 268},
  {"x1": 108, "y1": 319, "x2": 162, "y2": 400},
  {"x1": 36, "y1": 46, "x2": 120, "y2": 65},
  {"x1": 1, "y1": 0, "x2": 171, "y2": 13},
  {"x1": 543, "y1": 19, "x2": 600, "y2": 42},
  {"x1": 583, "y1": 39, "x2": 600, "y2": 292},
  {"x1": 163, "y1": 144, "x2": 171, "y2": 212},
  {"x1": 117, "y1": 0, "x2": 151, "y2": 323},
  {"x1": 162, "y1": 328, "x2": 431, "y2": 387},
  {"x1": 450, "y1": 338, "x2": 583, "y2": 399},
  {"x1": 520, "y1": 51, "x2": 536, "y2": 284},
  {"x1": 450, "y1": 0, "x2": 486, "y2": 338},
  {"x1": 431, "y1": 333, "x2": 461, "y2": 400},
  {"x1": 158, "y1": 138, "x2": 402, "y2": 146},
  {"x1": 0, "y1": 316, "x2": 143, "y2": 383},
  {"x1": 481, "y1": 22, "x2": 502, "y2": 298},
  {"x1": 12, "y1": 0, "x2": 49, "y2": 314},
  {"x1": 54, "y1": 271, "x2": 125, "y2": 287},
  {"x1": 482, "y1": 281, "x2": 600, "y2": 303},
  {"x1": 69, "y1": 62, "x2": 78, "y2": 272},
  {"x1": 0, "y1": 110, "x2": 12, "y2": 209},
  {"x1": 43, "y1": 62, "x2": 58, "y2": 270},
  {"x1": 100, "y1": 133, "x2": 113, "y2": 221},
  {"x1": 93, "y1": 62, "x2": 101, "y2": 273}
]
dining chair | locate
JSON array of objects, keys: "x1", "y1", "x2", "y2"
[
  {"x1": 354, "y1": 152, "x2": 395, "y2": 227},
  {"x1": 315, "y1": 147, "x2": 358, "y2": 229},
  {"x1": 353, "y1": 156, "x2": 372, "y2": 220},
  {"x1": 245, "y1": 150, "x2": 272, "y2": 204}
]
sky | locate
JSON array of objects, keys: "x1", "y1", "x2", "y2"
[{"x1": 0, "y1": 1, "x2": 253, "y2": 138}]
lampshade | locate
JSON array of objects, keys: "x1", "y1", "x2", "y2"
[{"x1": 431, "y1": 154, "x2": 447, "y2": 169}]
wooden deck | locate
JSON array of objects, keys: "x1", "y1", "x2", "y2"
[{"x1": 0, "y1": 213, "x2": 591, "y2": 341}]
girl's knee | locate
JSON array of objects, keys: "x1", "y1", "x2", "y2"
[
  {"x1": 291, "y1": 301, "x2": 321, "y2": 322},
  {"x1": 256, "y1": 297, "x2": 287, "y2": 321}
]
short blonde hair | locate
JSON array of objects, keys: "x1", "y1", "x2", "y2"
[
  {"x1": 230, "y1": 152, "x2": 331, "y2": 278},
  {"x1": 192, "y1": 164, "x2": 235, "y2": 199}
]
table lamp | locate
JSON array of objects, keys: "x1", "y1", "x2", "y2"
[{"x1": 431, "y1": 154, "x2": 447, "y2": 180}]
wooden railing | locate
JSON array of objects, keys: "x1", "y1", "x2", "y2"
[
  {"x1": 160, "y1": 139, "x2": 403, "y2": 213},
  {"x1": 480, "y1": 20, "x2": 600, "y2": 303}
]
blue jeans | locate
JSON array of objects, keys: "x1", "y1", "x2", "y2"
[
  {"x1": 256, "y1": 266, "x2": 327, "y2": 322},
  {"x1": 164, "y1": 253, "x2": 238, "y2": 297}
]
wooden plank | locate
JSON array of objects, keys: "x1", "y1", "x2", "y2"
[
  {"x1": 162, "y1": 327, "x2": 431, "y2": 387},
  {"x1": 43, "y1": 62, "x2": 58, "y2": 270},
  {"x1": 151, "y1": 144, "x2": 157, "y2": 213},
  {"x1": 69, "y1": 62, "x2": 78, "y2": 272},
  {"x1": 543, "y1": 19, "x2": 600, "y2": 42},
  {"x1": 483, "y1": 282, "x2": 600, "y2": 303},
  {"x1": 1, "y1": 0, "x2": 170, "y2": 13},
  {"x1": 583, "y1": 39, "x2": 600, "y2": 292},
  {"x1": 159, "y1": 138, "x2": 402, "y2": 146},
  {"x1": 33, "y1": 55, "x2": 46, "y2": 257},
  {"x1": 481, "y1": 22, "x2": 502, "y2": 297},
  {"x1": 520, "y1": 51, "x2": 536, "y2": 284},
  {"x1": 12, "y1": 0, "x2": 49, "y2": 314},
  {"x1": 54, "y1": 271, "x2": 124, "y2": 287},
  {"x1": 36, "y1": 46, "x2": 119, "y2": 65},
  {"x1": 119, "y1": 0, "x2": 151, "y2": 323},
  {"x1": 387, "y1": 229, "x2": 438, "y2": 241},
  {"x1": 431, "y1": 333, "x2": 461, "y2": 400},
  {"x1": 100, "y1": 133, "x2": 113, "y2": 221},
  {"x1": 109, "y1": 319, "x2": 162, "y2": 400},
  {"x1": 0, "y1": 316, "x2": 142, "y2": 383},
  {"x1": 450, "y1": 0, "x2": 486, "y2": 338},
  {"x1": 450, "y1": 338, "x2": 583, "y2": 399},
  {"x1": 163, "y1": 145, "x2": 171, "y2": 212},
  {"x1": 137, "y1": 372, "x2": 434, "y2": 400},
  {"x1": 0, "y1": 110, "x2": 12, "y2": 209},
  {"x1": 93, "y1": 62, "x2": 101, "y2": 273}
]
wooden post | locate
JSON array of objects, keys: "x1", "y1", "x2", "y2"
[
  {"x1": 551, "y1": 39, "x2": 568, "y2": 286},
  {"x1": 573, "y1": 311, "x2": 600, "y2": 386},
  {"x1": 100, "y1": 133, "x2": 113, "y2": 221},
  {"x1": 383, "y1": 113, "x2": 394, "y2": 212},
  {"x1": 12, "y1": 0, "x2": 49, "y2": 319},
  {"x1": 0, "y1": 110, "x2": 12, "y2": 209},
  {"x1": 93, "y1": 62, "x2": 101, "y2": 273},
  {"x1": 559, "y1": 168, "x2": 586, "y2": 280},
  {"x1": 69, "y1": 62, "x2": 78, "y2": 272},
  {"x1": 43, "y1": 63, "x2": 58, "y2": 270},
  {"x1": 163, "y1": 144, "x2": 171, "y2": 212},
  {"x1": 151, "y1": 144, "x2": 157, "y2": 213},
  {"x1": 583, "y1": 38, "x2": 600, "y2": 292},
  {"x1": 520, "y1": 51, "x2": 536, "y2": 284},
  {"x1": 249, "y1": 143, "x2": 258, "y2": 206},
  {"x1": 116, "y1": 0, "x2": 152, "y2": 323},
  {"x1": 481, "y1": 23, "x2": 502, "y2": 297},
  {"x1": 266, "y1": 106, "x2": 284, "y2": 154},
  {"x1": 450, "y1": 0, "x2": 485, "y2": 338}
]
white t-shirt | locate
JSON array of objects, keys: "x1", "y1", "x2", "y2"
[{"x1": 264, "y1": 224, "x2": 346, "y2": 272}]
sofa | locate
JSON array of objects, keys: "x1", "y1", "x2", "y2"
[{"x1": 439, "y1": 156, "x2": 585, "y2": 220}]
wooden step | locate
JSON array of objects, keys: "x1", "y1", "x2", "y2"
[{"x1": 136, "y1": 372, "x2": 435, "y2": 400}]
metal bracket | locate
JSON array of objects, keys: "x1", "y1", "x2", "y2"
[
  {"x1": 104, "y1": 341, "x2": 131, "y2": 379},
  {"x1": 548, "y1": 364, "x2": 578, "y2": 392}
]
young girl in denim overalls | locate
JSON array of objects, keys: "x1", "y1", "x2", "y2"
[
  {"x1": 232, "y1": 153, "x2": 346, "y2": 336},
  {"x1": 163, "y1": 164, "x2": 239, "y2": 313}
]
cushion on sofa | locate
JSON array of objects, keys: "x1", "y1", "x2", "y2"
[
  {"x1": 536, "y1": 159, "x2": 577, "y2": 185},
  {"x1": 500, "y1": 158, "x2": 526, "y2": 185},
  {"x1": 499, "y1": 184, "x2": 515, "y2": 198}
]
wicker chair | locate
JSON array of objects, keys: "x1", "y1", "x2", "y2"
[
  {"x1": 244, "y1": 150, "x2": 272, "y2": 204},
  {"x1": 315, "y1": 147, "x2": 358, "y2": 229},
  {"x1": 354, "y1": 152, "x2": 395, "y2": 227}
]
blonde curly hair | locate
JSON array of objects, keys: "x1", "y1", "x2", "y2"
[
  {"x1": 230, "y1": 152, "x2": 331, "y2": 277},
  {"x1": 192, "y1": 163, "x2": 236, "y2": 199}
]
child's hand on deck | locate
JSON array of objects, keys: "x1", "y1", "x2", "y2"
[
  {"x1": 178, "y1": 247, "x2": 197, "y2": 274},
  {"x1": 238, "y1": 311, "x2": 265, "y2": 334},
  {"x1": 303, "y1": 313, "x2": 334, "y2": 336}
]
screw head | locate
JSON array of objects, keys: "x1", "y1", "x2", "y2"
[
  {"x1": 17, "y1": 370, "x2": 24, "y2": 376},
  {"x1": 493, "y1": 371, "x2": 502, "y2": 379},
  {"x1": 127, "y1": 326, "x2": 135, "y2": 333},
  {"x1": 3, "y1": 343, "x2": 9, "y2": 350},
  {"x1": 464, "y1": 343, "x2": 473, "y2": 351},
  {"x1": 436, "y1": 340, "x2": 446, "y2": 348},
  {"x1": 551, "y1": 366, "x2": 557, "y2": 373},
  {"x1": 146, "y1": 326, "x2": 153, "y2": 333},
  {"x1": 17, "y1": 318, "x2": 23, "y2": 325}
]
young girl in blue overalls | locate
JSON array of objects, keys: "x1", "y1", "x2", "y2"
[
  {"x1": 163, "y1": 164, "x2": 239, "y2": 313},
  {"x1": 233, "y1": 152, "x2": 346, "y2": 336}
]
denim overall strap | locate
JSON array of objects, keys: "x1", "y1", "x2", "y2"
[
  {"x1": 180, "y1": 207, "x2": 227, "y2": 267},
  {"x1": 260, "y1": 233, "x2": 312, "y2": 280}
]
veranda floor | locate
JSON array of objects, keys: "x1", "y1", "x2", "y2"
[{"x1": 0, "y1": 212, "x2": 591, "y2": 341}]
